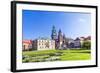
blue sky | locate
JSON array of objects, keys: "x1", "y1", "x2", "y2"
[{"x1": 22, "y1": 10, "x2": 91, "y2": 40}]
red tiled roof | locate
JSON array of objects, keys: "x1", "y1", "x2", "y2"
[{"x1": 23, "y1": 40, "x2": 33, "y2": 44}]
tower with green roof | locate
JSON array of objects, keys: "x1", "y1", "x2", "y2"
[{"x1": 51, "y1": 25, "x2": 57, "y2": 40}]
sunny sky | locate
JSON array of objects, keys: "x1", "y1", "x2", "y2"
[{"x1": 22, "y1": 10, "x2": 91, "y2": 40}]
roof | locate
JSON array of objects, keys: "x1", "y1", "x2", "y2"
[
  {"x1": 35, "y1": 37, "x2": 51, "y2": 40},
  {"x1": 84, "y1": 36, "x2": 91, "y2": 40},
  {"x1": 23, "y1": 40, "x2": 33, "y2": 44},
  {"x1": 75, "y1": 37, "x2": 80, "y2": 41}
]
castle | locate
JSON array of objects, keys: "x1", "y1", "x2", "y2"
[
  {"x1": 22, "y1": 26, "x2": 91, "y2": 51},
  {"x1": 51, "y1": 26, "x2": 68, "y2": 49}
]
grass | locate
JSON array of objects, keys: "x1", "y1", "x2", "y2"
[
  {"x1": 60, "y1": 53, "x2": 91, "y2": 60},
  {"x1": 22, "y1": 49, "x2": 91, "y2": 63}
]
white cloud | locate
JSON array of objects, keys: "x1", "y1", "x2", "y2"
[{"x1": 78, "y1": 18, "x2": 86, "y2": 22}]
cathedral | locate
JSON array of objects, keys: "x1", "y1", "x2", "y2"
[{"x1": 51, "y1": 26, "x2": 68, "y2": 49}]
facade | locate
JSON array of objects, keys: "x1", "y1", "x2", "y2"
[
  {"x1": 33, "y1": 39, "x2": 55, "y2": 50},
  {"x1": 68, "y1": 39, "x2": 74, "y2": 48},
  {"x1": 80, "y1": 37, "x2": 85, "y2": 46},
  {"x1": 68, "y1": 38, "x2": 81, "y2": 48},
  {"x1": 22, "y1": 40, "x2": 33, "y2": 51},
  {"x1": 79, "y1": 36, "x2": 91, "y2": 46},
  {"x1": 74, "y1": 38, "x2": 81, "y2": 48}
]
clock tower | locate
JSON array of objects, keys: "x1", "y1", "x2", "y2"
[{"x1": 51, "y1": 25, "x2": 57, "y2": 40}]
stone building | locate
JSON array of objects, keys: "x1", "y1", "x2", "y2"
[
  {"x1": 33, "y1": 39, "x2": 55, "y2": 50},
  {"x1": 74, "y1": 38, "x2": 81, "y2": 48}
]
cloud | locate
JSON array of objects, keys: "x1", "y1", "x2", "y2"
[{"x1": 78, "y1": 18, "x2": 86, "y2": 22}]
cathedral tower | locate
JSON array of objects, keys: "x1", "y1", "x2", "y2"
[
  {"x1": 58, "y1": 29, "x2": 63, "y2": 42},
  {"x1": 51, "y1": 25, "x2": 57, "y2": 40},
  {"x1": 58, "y1": 29, "x2": 63, "y2": 49}
]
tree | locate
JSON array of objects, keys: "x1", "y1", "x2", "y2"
[{"x1": 82, "y1": 41, "x2": 91, "y2": 49}]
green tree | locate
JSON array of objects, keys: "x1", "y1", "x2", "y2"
[{"x1": 82, "y1": 41, "x2": 91, "y2": 49}]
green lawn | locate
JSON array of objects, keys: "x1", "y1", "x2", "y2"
[{"x1": 22, "y1": 49, "x2": 91, "y2": 63}]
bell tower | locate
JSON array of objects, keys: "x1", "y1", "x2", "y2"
[
  {"x1": 51, "y1": 25, "x2": 57, "y2": 40},
  {"x1": 58, "y1": 29, "x2": 63, "y2": 49}
]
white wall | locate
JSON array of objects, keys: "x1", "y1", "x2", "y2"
[{"x1": 0, "y1": 0, "x2": 99, "y2": 73}]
